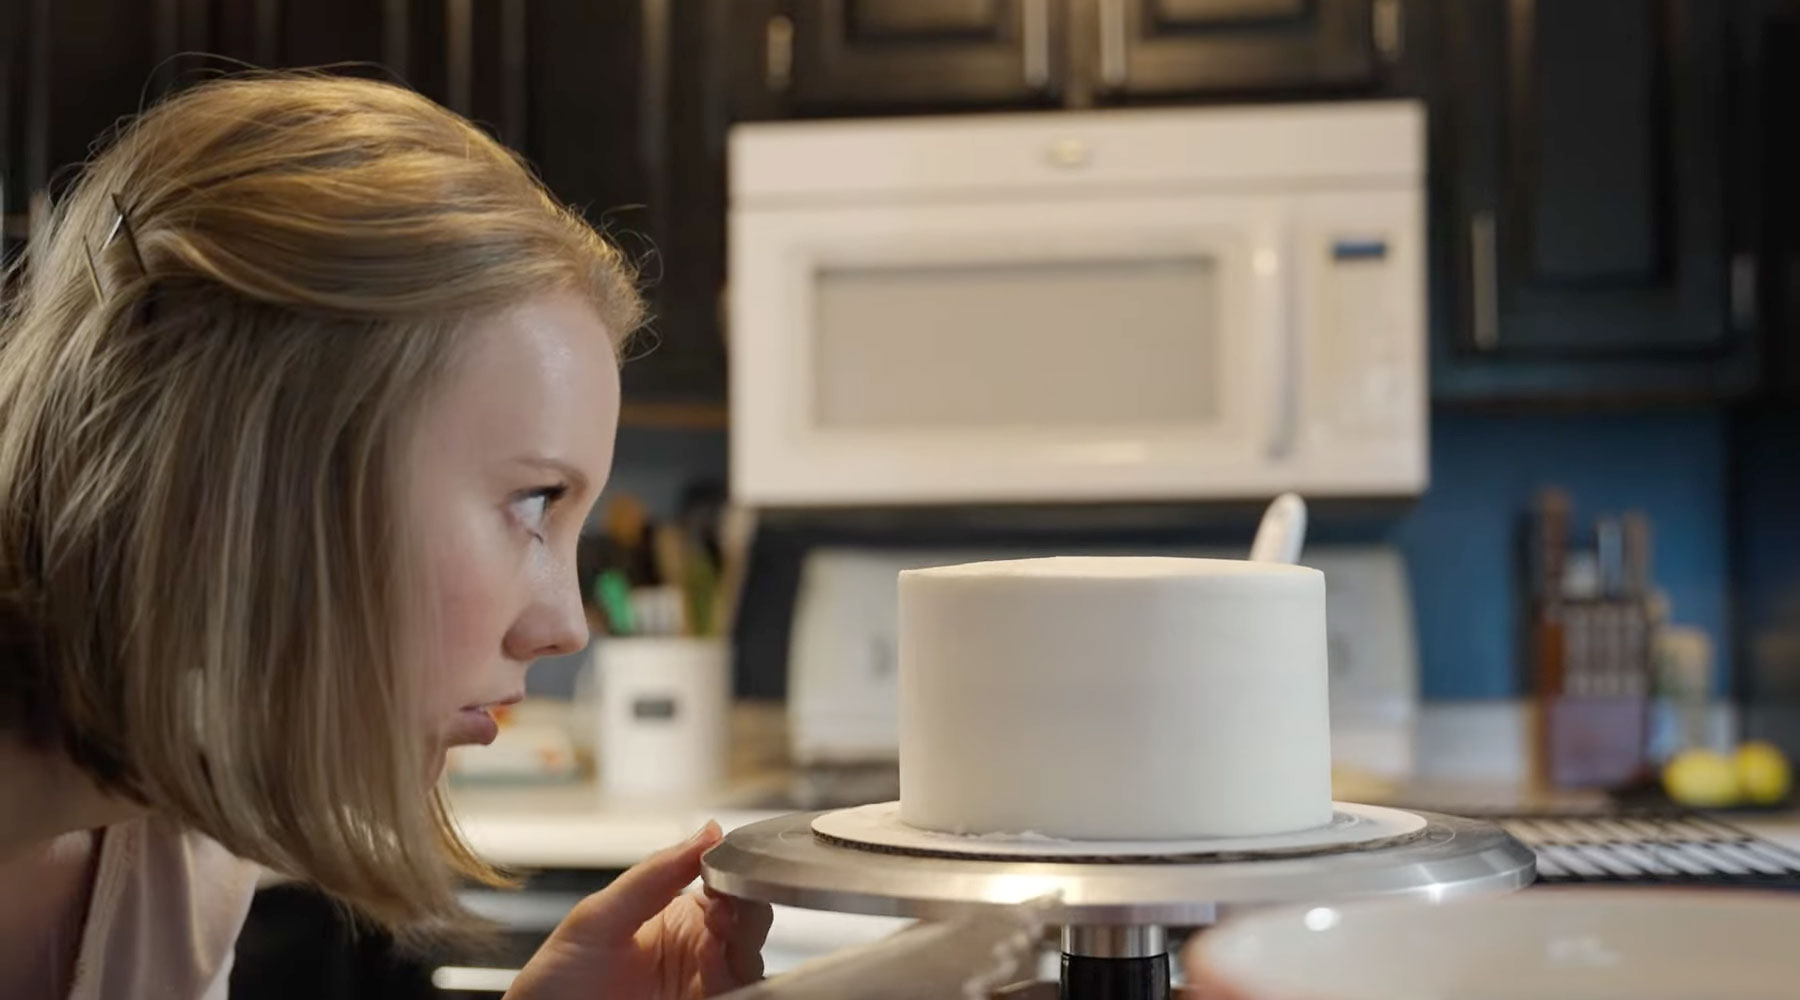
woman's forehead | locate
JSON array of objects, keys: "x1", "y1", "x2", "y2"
[{"x1": 419, "y1": 293, "x2": 620, "y2": 477}]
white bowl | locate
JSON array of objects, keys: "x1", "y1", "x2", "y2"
[{"x1": 1190, "y1": 889, "x2": 1800, "y2": 1000}]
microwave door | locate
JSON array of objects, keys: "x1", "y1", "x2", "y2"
[{"x1": 730, "y1": 195, "x2": 1290, "y2": 505}]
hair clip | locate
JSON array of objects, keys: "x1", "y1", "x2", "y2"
[{"x1": 82, "y1": 191, "x2": 149, "y2": 301}]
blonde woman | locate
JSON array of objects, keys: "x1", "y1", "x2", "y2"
[{"x1": 0, "y1": 75, "x2": 770, "y2": 999}]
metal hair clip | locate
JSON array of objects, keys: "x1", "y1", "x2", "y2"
[{"x1": 82, "y1": 191, "x2": 149, "y2": 300}]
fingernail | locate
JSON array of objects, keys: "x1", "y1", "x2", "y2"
[{"x1": 687, "y1": 819, "x2": 721, "y2": 845}]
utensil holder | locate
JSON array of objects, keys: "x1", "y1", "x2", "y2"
[{"x1": 596, "y1": 637, "x2": 728, "y2": 801}]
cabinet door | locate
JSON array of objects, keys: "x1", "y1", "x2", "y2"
[
  {"x1": 206, "y1": 0, "x2": 722, "y2": 406},
  {"x1": 1091, "y1": 0, "x2": 1385, "y2": 97},
  {"x1": 770, "y1": 0, "x2": 1063, "y2": 111},
  {"x1": 212, "y1": 0, "x2": 401, "y2": 76},
  {"x1": 2, "y1": 0, "x2": 26, "y2": 267},
  {"x1": 1759, "y1": 1, "x2": 1800, "y2": 397},
  {"x1": 1443, "y1": 0, "x2": 1738, "y2": 369},
  {"x1": 12, "y1": 0, "x2": 205, "y2": 214}
]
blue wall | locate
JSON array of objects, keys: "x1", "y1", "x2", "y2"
[
  {"x1": 1393, "y1": 410, "x2": 1732, "y2": 700},
  {"x1": 585, "y1": 426, "x2": 728, "y2": 528},
  {"x1": 588, "y1": 414, "x2": 1735, "y2": 703}
]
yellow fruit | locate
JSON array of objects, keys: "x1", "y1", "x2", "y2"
[
  {"x1": 1663, "y1": 749, "x2": 1741, "y2": 808},
  {"x1": 1733, "y1": 742, "x2": 1792, "y2": 806}
]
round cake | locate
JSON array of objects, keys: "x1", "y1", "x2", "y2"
[{"x1": 898, "y1": 556, "x2": 1332, "y2": 840}]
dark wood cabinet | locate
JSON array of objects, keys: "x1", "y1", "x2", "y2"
[
  {"x1": 731, "y1": 0, "x2": 1403, "y2": 118},
  {"x1": 3, "y1": 0, "x2": 206, "y2": 232},
  {"x1": 1091, "y1": 0, "x2": 1392, "y2": 98},
  {"x1": 755, "y1": 0, "x2": 1066, "y2": 112},
  {"x1": 213, "y1": 0, "x2": 640, "y2": 264},
  {"x1": 7, "y1": 1, "x2": 1784, "y2": 409},
  {"x1": 239, "y1": 0, "x2": 724, "y2": 408},
  {"x1": 1433, "y1": 0, "x2": 1755, "y2": 401},
  {"x1": 1, "y1": 0, "x2": 27, "y2": 266},
  {"x1": 212, "y1": 0, "x2": 401, "y2": 77},
  {"x1": 3, "y1": 0, "x2": 726, "y2": 409},
  {"x1": 1756, "y1": 1, "x2": 1800, "y2": 398}
]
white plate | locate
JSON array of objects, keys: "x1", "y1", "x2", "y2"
[
  {"x1": 810, "y1": 800, "x2": 1427, "y2": 860},
  {"x1": 1193, "y1": 888, "x2": 1800, "y2": 1000}
]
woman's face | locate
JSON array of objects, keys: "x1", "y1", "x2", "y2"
[{"x1": 408, "y1": 292, "x2": 621, "y2": 767}]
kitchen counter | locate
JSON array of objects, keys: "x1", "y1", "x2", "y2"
[
  {"x1": 445, "y1": 772, "x2": 1800, "y2": 982},
  {"x1": 448, "y1": 774, "x2": 1800, "y2": 870},
  {"x1": 448, "y1": 703, "x2": 1800, "y2": 868},
  {"x1": 446, "y1": 776, "x2": 919, "y2": 978},
  {"x1": 448, "y1": 777, "x2": 794, "y2": 870}
]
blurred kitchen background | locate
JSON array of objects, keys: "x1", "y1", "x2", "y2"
[{"x1": 7, "y1": 0, "x2": 1800, "y2": 996}]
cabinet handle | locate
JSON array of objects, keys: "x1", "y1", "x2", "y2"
[
  {"x1": 1022, "y1": 0, "x2": 1050, "y2": 89},
  {"x1": 382, "y1": 0, "x2": 411, "y2": 78},
  {"x1": 1098, "y1": 0, "x2": 1127, "y2": 89},
  {"x1": 499, "y1": 0, "x2": 527, "y2": 150},
  {"x1": 251, "y1": 0, "x2": 280, "y2": 66},
  {"x1": 1470, "y1": 211, "x2": 1500, "y2": 351},
  {"x1": 1731, "y1": 252, "x2": 1758, "y2": 333},
  {"x1": 641, "y1": 0, "x2": 671, "y2": 186},
  {"x1": 765, "y1": 14, "x2": 794, "y2": 93},
  {"x1": 444, "y1": 0, "x2": 473, "y2": 115},
  {"x1": 1373, "y1": 0, "x2": 1403, "y2": 63}
]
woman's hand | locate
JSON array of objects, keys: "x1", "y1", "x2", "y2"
[
  {"x1": 507, "y1": 822, "x2": 774, "y2": 1000},
  {"x1": 1179, "y1": 934, "x2": 1257, "y2": 1000}
]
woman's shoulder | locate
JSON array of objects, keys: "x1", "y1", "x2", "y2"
[
  {"x1": 68, "y1": 815, "x2": 263, "y2": 1000},
  {"x1": 133, "y1": 812, "x2": 266, "y2": 903}
]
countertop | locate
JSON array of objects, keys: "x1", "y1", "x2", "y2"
[
  {"x1": 447, "y1": 775, "x2": 1800, "y2": 871},
  {"x1": 449, "y1": 778, "x2": 793, "y2": 870},
  {"x1": 447, "y1": 700, "x2": 1800, "y2": 867}
]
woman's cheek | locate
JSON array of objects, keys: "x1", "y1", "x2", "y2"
[{"x1": 426, "y1": 523, "x2": 516, "y2": 685}]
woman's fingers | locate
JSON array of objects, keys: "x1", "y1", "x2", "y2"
[
  {"x1": 702, "y1": 891, "x2": 772, "y2": 985},
  {"x1": 563, "y1": 821, "x2": 723, "y2": 944},
  {"x1": 725, "y1": 909, "x2": 769, "y2": 984}
]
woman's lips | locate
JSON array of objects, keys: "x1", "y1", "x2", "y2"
[{"x1": 449, "y1": 708, "x2": 500, "y2": 747}]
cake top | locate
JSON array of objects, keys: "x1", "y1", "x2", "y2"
[{"x1": 901, "y1": 555, "x2": 1321, "y2": 587}]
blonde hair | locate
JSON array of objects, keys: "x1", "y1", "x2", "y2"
[{"x1": 0, "y1": 74, "x2": 641, "y2": 933}]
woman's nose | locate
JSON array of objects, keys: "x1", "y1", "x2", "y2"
[{"x1": 504, "y1": 570, "x2": 590, "y2": 662}]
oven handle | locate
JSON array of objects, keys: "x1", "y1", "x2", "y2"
[{"x1": 1470, "y1": 211, "x2": 1500, "y2": 351}]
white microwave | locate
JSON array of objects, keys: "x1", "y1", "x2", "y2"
[{"x1": 728, "y1": 102, "x2": 1426, "y2": 506}]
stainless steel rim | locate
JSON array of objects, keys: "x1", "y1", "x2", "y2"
[{"x1": 702, "y1": 809, "x2": 1537, "y2": 926}]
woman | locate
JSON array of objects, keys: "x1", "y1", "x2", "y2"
[{"x1": 0, "y1": 74, "x2": 769, "y2": 999}]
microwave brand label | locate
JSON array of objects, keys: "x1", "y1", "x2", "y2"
[{"x1": 1331, "y1": 239, "x2": 1390, "y2": 262}]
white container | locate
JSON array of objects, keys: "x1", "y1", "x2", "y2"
[
  {"x1": 1191, "y1": 889, "x2": 1800, "y2": 1000},
  {"x1": 595, "y1": 638, "x2": 728, "y2": 801}
]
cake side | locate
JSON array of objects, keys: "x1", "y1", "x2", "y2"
[{"x1": 898, "y1": 556, "x2": 1332, "y2": 840}]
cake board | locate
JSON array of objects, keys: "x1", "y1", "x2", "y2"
[{"x1": 702, "y1": 807, "x2": 1535, "y2": 999}]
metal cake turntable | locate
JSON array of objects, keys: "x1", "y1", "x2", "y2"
[{"x1": 704, "y1": 803, "x2": 1536, "y2": 999}]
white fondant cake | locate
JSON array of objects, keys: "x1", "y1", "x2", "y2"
[{"x1": 898, "y1": 556, "x2": 1332, "y2": 840}]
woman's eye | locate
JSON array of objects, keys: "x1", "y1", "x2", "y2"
[
  {"x1": 511, "y1": 486, "x2": 567, "y2": 538},
  {"x1": 516, "y1": 495, "x2": 548, "y2": 527}
]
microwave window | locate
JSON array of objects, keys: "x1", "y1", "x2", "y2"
[{"x1": 813, "y1": 257, "x2": 1221, "y2": 429}]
